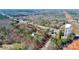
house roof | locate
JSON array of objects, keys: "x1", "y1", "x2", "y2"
[{"x1": 65, "y1": 24, "x2": 72, "y2": 28}]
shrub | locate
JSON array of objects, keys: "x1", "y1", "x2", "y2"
[
  {"x1": 61, "y1": 38, "x2": 67, "y2": 44},
  {"x1": 13, "y1": 43, "x2": 27, "y2": 50},
  {"x1": 51, "y1": 38, "x2": 62, "y2": 48}
]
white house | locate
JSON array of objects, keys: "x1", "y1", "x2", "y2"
[{"x1": 64, "y1": 24, "x2": 72, "y2": 36}]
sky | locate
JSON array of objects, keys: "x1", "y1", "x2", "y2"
[{"x1": 0, "y1": 0, "x2": 79, "y2": 9}]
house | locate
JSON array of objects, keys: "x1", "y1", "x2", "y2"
[{"x1": 64, "y1": 24, "x2": 72, "y2": 36}]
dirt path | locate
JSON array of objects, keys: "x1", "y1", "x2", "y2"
[{"x1": 41, "y1": 39, "x2": 54, "y2": 50}]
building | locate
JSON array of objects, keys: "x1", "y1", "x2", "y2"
[
  {"x1": 56, "y1": 30, "x2": 61, "y2": 39},
  {"x1": 64, "y1": 24, "x2": 72, "y2": 36},
  {"x1": 51, "y1": 30, "x2": 56, "y2": 38}
]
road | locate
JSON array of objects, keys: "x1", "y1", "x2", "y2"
[{"x1": 41, "y1": 39, "x2": 52, "y2": 50}]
